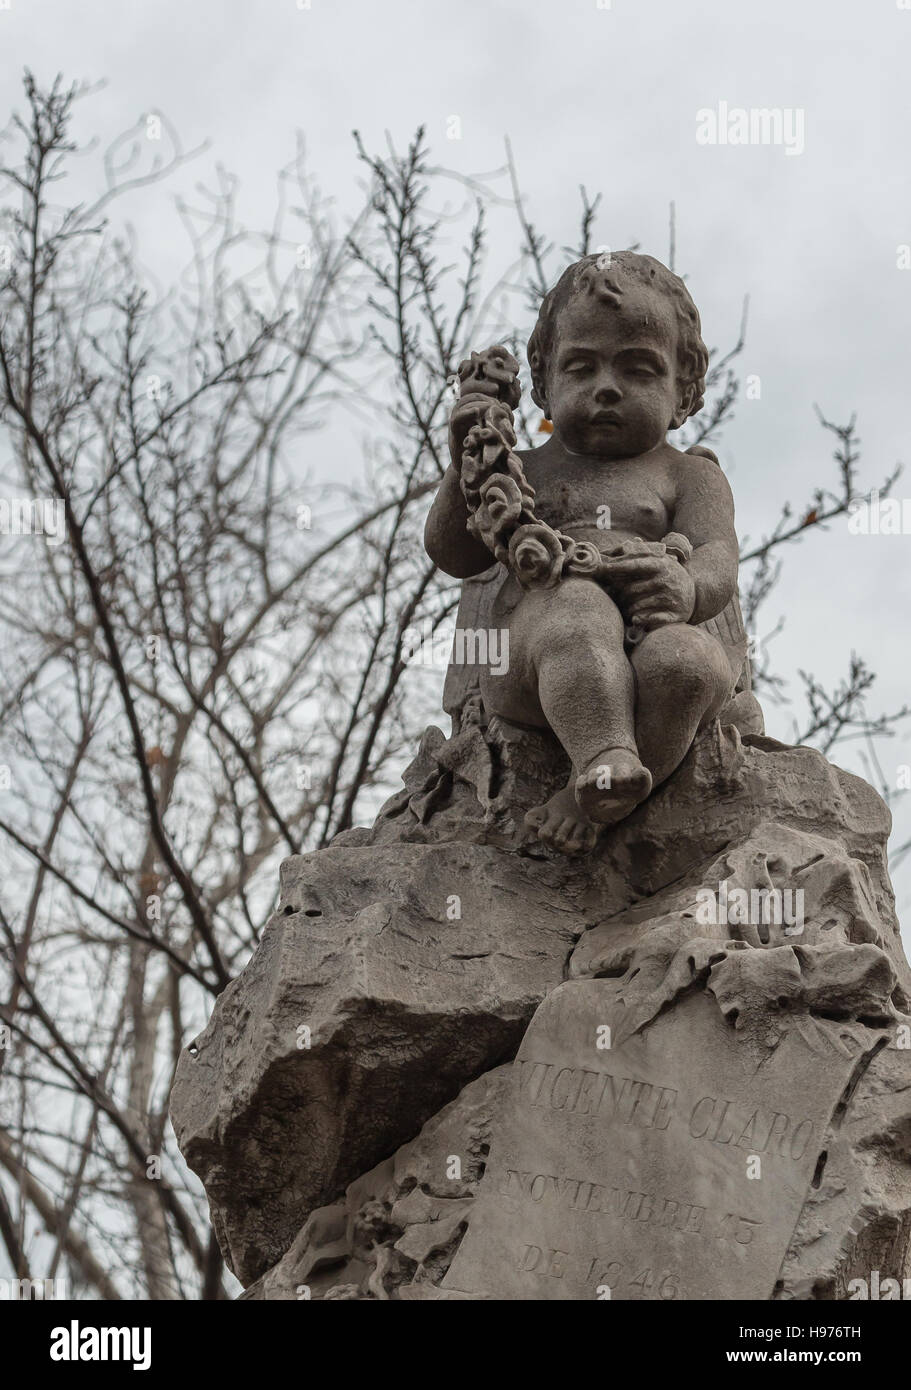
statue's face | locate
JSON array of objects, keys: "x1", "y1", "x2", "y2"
[{"x1": 546, "y1": 283, "x2": 684, "y2": 458}]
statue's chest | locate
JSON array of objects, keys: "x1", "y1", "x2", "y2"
[{"x1": 530, "y1": 469, "x2": 671, "y2": 541}]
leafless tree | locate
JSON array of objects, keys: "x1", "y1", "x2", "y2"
[{"x1": 0, "y1": 74, "x2": 905, "y2": 1298}]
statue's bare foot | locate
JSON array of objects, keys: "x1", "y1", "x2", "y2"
[
  {"x1": 525, "y1": 783, "x2": 600, "y2": 855},
  {"x1": 575, "y1": 748, "x2": 652, "y2": 824}
]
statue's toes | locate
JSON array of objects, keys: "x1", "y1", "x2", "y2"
[
  {"x1": 550, "y1": 817, "x2": 585, "y2": 853},
  {"x1": 574, "y1": 823, "x2": 599, "y2": 855},
  {"x1": 555, "y1": 819, "x2": 597, "y2": 856}
]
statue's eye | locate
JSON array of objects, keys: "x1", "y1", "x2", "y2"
[{"x1": 621, "y1": 359, "x2": 660, "y2": 380}]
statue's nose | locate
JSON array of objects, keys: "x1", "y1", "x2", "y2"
[{"x1": 594, "y1": 375, "x2": 622, "y2": 404}]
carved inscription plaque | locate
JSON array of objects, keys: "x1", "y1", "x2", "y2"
[{"x1": 443, "y1": 981, "x2": 860, "y2": 1299}]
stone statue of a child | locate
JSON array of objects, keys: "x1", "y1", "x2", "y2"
[{"x1": 425, "y1": 251, "x2": 742, "y2": 854}]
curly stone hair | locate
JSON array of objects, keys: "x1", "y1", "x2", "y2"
[{"x1": 527, "y1": 251, "x2": 709, "y2": 427}]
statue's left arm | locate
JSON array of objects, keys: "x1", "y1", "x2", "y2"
[{"x1": 672, "y1": 454, "x2": 739, "y2": 625}]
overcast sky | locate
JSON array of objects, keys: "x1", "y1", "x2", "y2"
[{"x1": 2, "y1": 0, "x2": 910, "y2": 921}]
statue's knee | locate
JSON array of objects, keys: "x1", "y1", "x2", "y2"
[
  {"x1": 634, "y1": 624, "x2": 688, "y2": 675},
  {"x1": 635, "y1": 626, "x2": 729, "y2": 704}
]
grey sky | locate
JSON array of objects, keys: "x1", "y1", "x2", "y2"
[{"x1": 3, "y1": 0, "x2": 909, "y2": 921}]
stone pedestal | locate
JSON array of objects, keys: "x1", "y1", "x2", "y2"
[
  {"x1": 444, "y1": 971, "x2": 891, "y2": 1300},
  {"x1": 171, "y1": 718, "x2": 911, "y2": 1300}
]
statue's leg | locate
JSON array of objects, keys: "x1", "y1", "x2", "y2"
[
  {"x1": 483, "y1": 579, "x2": 651, "y2": 846},
  {"x1": 632, "y1": 623, "x2": 734, "y2": 787}
]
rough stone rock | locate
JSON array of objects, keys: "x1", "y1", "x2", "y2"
[
  {"x1": 239, "y1": 960, "x2": 911, "y2": 1301},
  {"x1": 171, "y1": 710, "x2": 911, "y2": 1295},
  {"x1": 442, "y1": 951, "x2": 902, "y2": 1300},
  {"x1": 238, "y1": 1066, "x2": 511, "y2": 1300},
  {"x1": 170, "y1": 838, "x2": 584, "y2": 1285}
]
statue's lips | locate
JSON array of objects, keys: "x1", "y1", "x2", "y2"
[{"x1": 589, "y1": 412, "x2": 623, "y2": 426}]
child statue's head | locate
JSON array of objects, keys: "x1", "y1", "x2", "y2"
[{"x1": 527, "y1": 251, "x2": 709, "y2": 459}]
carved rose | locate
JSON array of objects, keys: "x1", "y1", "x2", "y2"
[
  {"x1": 485, "y1": 400, "x2": 518, "y2": 448},
  {"x1": 508, "y1": 523, "x2": 565, "y2": 589},
  {"x1": 502, "y1": 453, "x2": 536, "y2": 507},
  {"x1": 458, "y1": 347, "x2": 521, "y2": 410},
  {"x1": 479, "y1": 473, "x2": 524, "y2": 530},
  {"x1": 457, "y1": 354, "x2": 499, "y2": 399},
  {"x1": 470, "y1": 474, "x2": 525, "y2": 554},
  {"x1": 564, "y1": 539, "x2": 603, "y2": 577},
  {"x1": 660, "y1": 531, "x2": 694, "y2": 565},
  {"x1": 483, "y1": 438, "x2": 505, "y2": 470},
  {"x1": 461, "y1": 424, "x2": 508, "y2": 493}
]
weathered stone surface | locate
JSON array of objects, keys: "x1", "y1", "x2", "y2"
[
  {"x1": 239, "y1": 1066, "x2": 510, "y2": 1300},
  {"x1": 171, "y1": 705, "x2": 911, "y2": 1295},
  {"x1": 777, "y1": 1037, "x2": 911, "y2": 1299},
  {"x1": 239, "y1": 953, "x2": 910, "y2": 1301},
  {"x1": 366, "y1": 717, "x2": 908, "y2": 997},
  {"x1": 442, "y1": 959, "x2": 896, "y2": 1300},
  {"x1": 170, "y1": 838, "x2": 584, "y2": 1284},
  {"x1": 569, "y1": 817, "x2": 905, "y2": 987}
]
